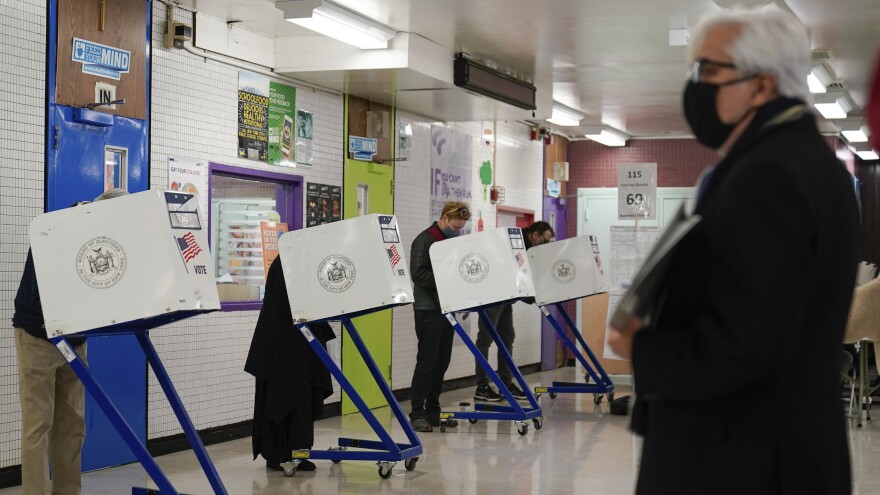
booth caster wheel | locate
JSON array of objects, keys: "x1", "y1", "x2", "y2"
[
  {"x1": 404, "y1": 457, "x2": 419, "y2": 471},
  {"x1": 377, "y1": 461, "x2": 396, "y2": 479},
  {"x1": 440, "y1": 422, "x2": 446, "y2": 433},
  {"x1": 534, "y1": 392, "x2": 542, "y2": 400},
  {"x1": 593, "y1": 393, "x2": 604, "y2": 405},
  {"x1": 468, "y1": 418, "x2": 479, "y2": 424},
  {"x1": 549, "y1": 392, "x2": 558, "y2": 399},
  {"x1": 281, "y1": 461, "x2": 298, "y2": 477},
  {"x1": 533, "y1": 417, "x2": 544, "y2": 430},
  {"x1": 328, "y1": 445, "x2": 346, "y2": 464},
  {"x1": 516, "y1": 421, "x2": 529, "y2": 436},
  {"x1": 608, "y1": 393, "x2": 615, "y2": 403}
]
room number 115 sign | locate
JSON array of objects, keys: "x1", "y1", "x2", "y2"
[{"x1": 617, "y1": 163, "x2": 657, "y2": 220}]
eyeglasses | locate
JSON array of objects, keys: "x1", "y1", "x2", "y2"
[
  {"x1": 688, "y1": 58, "x2": 737, "y2": 83},
  {"x1": 688, "y1": 57, "x2": 759, "y2": 88}
]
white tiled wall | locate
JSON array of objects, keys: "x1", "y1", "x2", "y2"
[
  {"x1": 147, "y1": 2, "x2": 344, "y2": 439},
  {"x1": 0, "y1": 1, "x2": 546, "y2": 461},
  {"x1": 0, "y1": 0, "x2": 46, "y2": 468},
  {"x1": 391, "y1": 113, "x2": 544, "y2": 390}
]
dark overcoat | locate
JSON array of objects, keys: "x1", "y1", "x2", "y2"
[{"x1": 631, "y1": 100, "x2": 859, "y2": 495}]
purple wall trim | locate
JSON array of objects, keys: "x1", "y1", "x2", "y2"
[{"x1": 207, "y1": 162, "x2": 304, "y2": 312}]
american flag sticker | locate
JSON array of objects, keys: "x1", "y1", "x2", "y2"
[
  {"x1": 176, "y1": 231, "x2": 203, "y2": 263},
  {"x1": 387, "y1": 244, "x2": 401, "y2": 268},
  {"x1": 515, "y1": 252, "x2": 525, "y2": 267}
]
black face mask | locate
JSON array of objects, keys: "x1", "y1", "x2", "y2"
[
  {"x1": 682, "y1": 81, "x2": 737, "y2": 149},
  {"x1": 683, "y1": 77, "x2": 760, "y2": 150}
]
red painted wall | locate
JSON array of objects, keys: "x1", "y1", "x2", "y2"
[
  {"x1": 564, "y1": 138, "x2": 716, "y2": 237},
  {"x1": 564, "y1": 136, "x2": 840, "y2": 237}
]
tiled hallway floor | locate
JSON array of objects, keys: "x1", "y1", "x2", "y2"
[{"x1": 2, "y1": 368, "x2": 878, "y2": 494}]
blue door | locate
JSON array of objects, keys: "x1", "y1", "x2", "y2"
[{"x1": 47, "y1": 105, "x2": 149, "y2": 471}]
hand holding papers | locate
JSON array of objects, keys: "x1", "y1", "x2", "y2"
[{"x1": 609, "y1": 204, "x2": 701, "y2": 331}]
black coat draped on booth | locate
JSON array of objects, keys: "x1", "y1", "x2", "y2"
[{"x1": 244, "y1": 256, "x2": 335, "y2": 462}]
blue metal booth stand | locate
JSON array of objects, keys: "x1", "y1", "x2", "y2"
[
  {"x1": 276, "y1": 214, "x2": 422, "y2": 478},
  {"x1": 31, "y1": 191, "x2": 227, "y2": 495},
  {"x1": 429, "y1": 227, "x2": 544, "y2": 435}
]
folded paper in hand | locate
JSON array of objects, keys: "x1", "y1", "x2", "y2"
[{"x1": 609, "y1": 204, "x2": 701, "y2": 330}]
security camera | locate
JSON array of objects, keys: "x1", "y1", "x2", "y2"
[{"x1": 165, "y1": 22, "x2": 192, "y2": 49}]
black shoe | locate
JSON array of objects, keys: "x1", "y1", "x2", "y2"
[
  {"x1": 411, "y1": 417, "x2": 433, "y2": 432},
  {"x1": 266, "y1": 460, "x2": 282, "y2": 471},
  {"x1": 474, "y1": 385, "x2": 503, "y2": 402},
  {"x1": 428, "y1": 415, "x2": 458, "y2": 428},
  {"x1": 297, "y1": 459, "x2": 316, "y2": 471},
  {"x1": 506, "y1": 383, "x2": 528, "y2": 400}
]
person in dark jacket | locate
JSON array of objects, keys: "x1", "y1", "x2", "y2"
[
  {"x1": 408, "y1": 201, "x2": 471, "y2": 432},
  {"x1": 245, "y1": 255, "x2": 335, "y2": 472},
  {"x1": 473, "y1": 221, "x2": 554, "y2": 402},
  {"x1": 12, "y1": 188, "x2": 128, "y2": 495},
  {"x1": 608, "y1": 9, "x2": 859, "y2": 495}
]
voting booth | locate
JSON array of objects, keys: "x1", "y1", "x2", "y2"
[
  {"x1": 430, "y1": 228, "x2": 543, "y2": 435},
  {"x1": 279, "y1": 214, "x2": 413, "y2": 321},
  {"x1": 277, "y1": 214, "x2": 421, "y2": 478},
  {"x1": 527, "y1": 236, "x2": 614, "y2": 403},
  {"x1": 431, "y1": 227, "x2": 534, "y2": 312},
  {"x1": 32, "y1": 191, "x2": 219, "y2": 336},
  {"x1": 30, "y1": 190, "x2": 227, "y2": 495}
]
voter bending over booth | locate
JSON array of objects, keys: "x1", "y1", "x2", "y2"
[
  {"x1": 474, "y1": 221, "x2": 554, "y2": 402},
  {"x1": 25, "y1": 189, "x2": 227, "y2": 495},
  {"x1": 429, "y1": 224, "x2": 543, "y2": 435},
  {"x1": 271, "y1": 213, "x2": 421, "y2": 478},
  {"x1": 12, "y1": 188, "x2": 127, "y2": 495},
  {"x1": 409, "y1": 201, "x2": 471, "y2": 433},
  {"x1": 245, "y1": 256, "x2": 335, "y2": 472}
]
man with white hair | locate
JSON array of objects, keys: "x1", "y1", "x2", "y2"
[{"x1": 608, "y1": 9, "x2": 859, "y2": 494}]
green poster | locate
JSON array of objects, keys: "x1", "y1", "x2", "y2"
[{"x1": 268, "y1": 81, "x2": 296, "y2": 165}]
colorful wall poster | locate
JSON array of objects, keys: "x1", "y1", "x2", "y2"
[
  {"x1": 268, "y1": 81, "x2": 296, "y2": 166},
  {"x1": 306, "y1": 182, "x2": 342, "y2": 227},
  {"x1": 259, "y1": 221, "x2": 288, "y2": 281},
  {"x1": 296, "y1": 109, "x2": 314, "y2": 165},
  {"x1": 167, "y1": 157, "x2": 205, "y2": 198},
  {"x1": 429, "y1": 125, "x2": 473, "y2": 232},
  {"x1": 238, "y1": 70, "x2": 269, "y2": 161}
]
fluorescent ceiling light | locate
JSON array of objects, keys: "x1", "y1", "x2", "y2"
[
  {"x1": 838, "y1": 120, "x2": 870, "y2": 143},
  {"x1": 842, "y1": 128, "x2": 869, "y2": 143},
  {"x1": 849, "y1": 142, "x2": 879, "y2": 160},
  {"x1": 584, "y1": 126, "x2": 629, "y2": 147},
  {"x1": 807, "y1": 73, "x2": 826, "y2": 94},
  {"x1": 546, "y1": 103, "x2": 585, "y2": 126},
  {"x1": 284, "y1": 1, "x2": 396, "y2": 50},
  {"x1": 808, "y1": 64, "x2": 833, "y2": 94},
  {"x1": 813, "y1": 92, "x2": 850, "y2": 120}
]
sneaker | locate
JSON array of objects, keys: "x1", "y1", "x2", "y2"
[
  {"x1": 411, "y1": 417, "x2": 433, "y2": 432},
  {"x1": 474, "y1": 385, "x2": 503, "y2": 402},
  {"x1": 428, "y1": 415, "x2": 458, "y2": 428},
  {"x1": 506, "y1": 383, "x2": 528, "y2": 400}
]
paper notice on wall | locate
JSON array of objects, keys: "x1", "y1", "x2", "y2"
[
  {"x1": 168, "y1": 157, "x2": 207, "y2": 215},
  {"x1": 603, "y1": 225, "x2": 661, "y2": 361}
]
